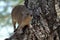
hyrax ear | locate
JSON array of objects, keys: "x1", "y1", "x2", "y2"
[{"x1": 26, "y1": 13, "x2": 29, "y2": 15}]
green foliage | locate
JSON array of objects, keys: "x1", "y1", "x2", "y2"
[
  {"x1": 0, "y1": 0, "x2": 24, "y2": 27},
  {"x1": 19, "y1": 0, "x2": 24, "y2": 4}
]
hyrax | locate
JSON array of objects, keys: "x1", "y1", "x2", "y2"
[{"x1": 11, "y1": 5, "x2": 33, "y2": 32}]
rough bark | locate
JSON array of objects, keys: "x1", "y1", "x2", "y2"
[
  {"x1": 5, "y1": 0, "x2": 60, "y2": 40},
  {"x1": 58, "y1": 0, "x2": 60, "y2": 8}
]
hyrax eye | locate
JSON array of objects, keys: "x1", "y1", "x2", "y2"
[{"x1": 30, "y1": 14, "x2": 32, "y2": 17}]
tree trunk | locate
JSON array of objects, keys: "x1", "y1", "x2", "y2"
[
  {"x1": 5, "y1": 0, "x2": 60, "y2": 40},
  {"x1": 58, "y1": 0, "x2": 60, "y2": 8}
]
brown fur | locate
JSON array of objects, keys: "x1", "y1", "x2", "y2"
[{"x1": 11, "y1": 5, "x2": 32, "y2": 32}]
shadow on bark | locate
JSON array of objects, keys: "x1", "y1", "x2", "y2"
[{"x1": 5, "y1": 0, "x2": 60, "y2": 40}]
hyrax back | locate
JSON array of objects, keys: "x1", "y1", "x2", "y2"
[{"x1": 11, "y1": 5, "x2": 32, "y2": 31}]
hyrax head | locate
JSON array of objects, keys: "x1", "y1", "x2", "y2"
[{"x1": 22, "y1": 9, "x2": 33, "y2": 25}]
